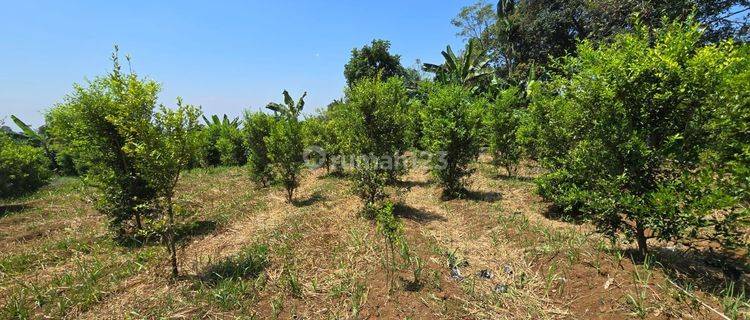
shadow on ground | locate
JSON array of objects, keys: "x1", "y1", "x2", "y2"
[
  {"x1": 195, "y1": 243, "x2": 269, "y2": 286},
  {"x1": 541, "y1": 205, "x2": 588, "y2": 225},
  {"x1": 118, "y1": 220, "x2": 219, "y2": 248},
  {"x1": 462, "y1": 189, "x2": 502, "y2": 203},
  {"x1": 0, "y1": 203, "x2": 31, "y2": 218},
  {"x1": 393, "y1": 202, "x2": 447, "y2": 223},
  {"x1": 394, "y1": 179, "x2": 433, "y2": 189},
  {"x1": 293, "y1": 192, "x2": 326, "y2": 207},
  {"x1": 621, "y1": 245, "x2": 749, "y2": 297},
  {"x1": 491, "y1": 173, "x2": 535, "y2": 182}
]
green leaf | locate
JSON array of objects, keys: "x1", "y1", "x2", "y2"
[
  {"x1": 10, "y1": 115, "x2": 42, "y2": 141},
  {"x1": 266, "y1": 102, "x2": 285, "y2": 114},
  {"x1": 283, "y1": 90, "x2": 294, "y2": 108},
  {"x1": 296, "y1": 92, "x2": 307, "y2": 113},
  {"x1": 443, "y1": 46, "x2": 458, "y2": 72}
]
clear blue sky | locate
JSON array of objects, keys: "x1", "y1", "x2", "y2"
[{"x1": 0, "y1": 1, "x2": 471, "y2": 128}]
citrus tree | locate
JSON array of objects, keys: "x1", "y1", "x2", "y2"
[
  {"x1": 133, "y1": 99, "x2": 202, "y2": 277},
  {"x1": 330, "y1": 76, "x2": 413, "y2": 214},
  {"x1": 422, "y1": 84, "x2": 483, "y2": 198},
  {"x1": 45, "y1": 48, "x2": 159, "y2": 235},
  {"x1": 484, "y1": 87, "x2": 524, "y2": 176},
  {"x1": 530, "y1": 21, "x2": 750, "y2": 256},
  {"x1": 266, "y1": 90, "x2": 306, "y2": 202},
  {"x1": 243, "y1": 111, "x2": 275, "y2": 187}
]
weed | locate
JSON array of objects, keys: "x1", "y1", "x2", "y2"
[
  {"x1": 626, "y1": 265, "x2": 652, "y2": 319},
  {"x1": 208, "y1": 278, "x2": 253, "y2": 311},
  {"x1": 721, "y1": 282, "x2": 749, "y2": 320},
  {"x1": 281, "y1": 265, "x2": 303, "y2": 298},
  {"x1": 543, "y1": 262, "x2": 558, "y2": 297},
  {"x1": 0, "y1": 289, "x2": 32, "y2": 320},
  {"x1": 270, "y1": 295, "x2": 283, "y2": 319},
  {"x1": 350, "y1": 281, "x2": 368, "y2": 318},
  {"x1": 201, "y1": 243, "x2": 269, "y2": 284}
]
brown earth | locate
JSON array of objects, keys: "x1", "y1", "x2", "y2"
[{"x1": 0, "y1": 163, "x2": 746, "y2": 319}]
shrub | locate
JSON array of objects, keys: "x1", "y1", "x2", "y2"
[
  {"x1": 375, "y1": 201, "x2": 409, "y2": 291},
  {"x1": 243, "y1": 111, "x2": 275, "y2": 187},
  {"x1": 301, "y1": 115, "x2": 339, "y2": 174},
  {"x1": 266, "y1": 90, "x2": 306, "y2": 202},
  {"x1": 133, "y1": 99, "x2": 202, "y2": 276},
  {"x1": 529, "y1": 21, "x2": 750, "y2": 256},
  {"x1": 45, "y1": 48, "x2": 159, "y2": 235},
  {"x1": 485, "y1": 87, "x2": 524, "y2": 176},
  {"x1": 0, "y1": 132, "x2": 51, "y2": 198},
  {"x1": 421, "y1": 84, "x2": 483, "y2": 198},
  {"x1": 330, "y1": 76, "x2": 413, "y2": 211},
  {"x1": 335, "y1": 76, "x2": 413, "y2": 175},
  {"x1": 353, "y1": 161, "x2": 389, "y2": 218},
  {"x1": 200, "y1": 115, "x2": 246, "y2": 167},
  {"x1": 45, "y1": 104, "x2": 88, "y2": 175},
  {"x1": 320, "y1": 100, "x2": 347, "y2": 173}
]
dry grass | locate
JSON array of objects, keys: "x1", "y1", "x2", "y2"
[{"x1": 0, "y1": 163, "x2": 747, "y2": 319}]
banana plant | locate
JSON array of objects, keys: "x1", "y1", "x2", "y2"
[
  {"x1": 266, "y1": 90, "x2": 307, "y2": 119},
  {"x1": 10, "y1": 115, "x2": 56, "y2": 168},
  {"x1": 202, "y1": 114, "x2": 239, "y2": 129},
  {"x1": 422, "y1": 39, "x2": 494, "y2": 88}
]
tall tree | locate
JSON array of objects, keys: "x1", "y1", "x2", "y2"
[
  {"x1": 452, "y1": 0, "x2": 750, "y2": 82},
  {"x1": 344, "y1": 39, "x2": 406, "y2": 87}
]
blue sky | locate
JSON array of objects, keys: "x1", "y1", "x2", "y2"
[{"x1": 0, "y1": 1, "x2": 470, "y2": 128}]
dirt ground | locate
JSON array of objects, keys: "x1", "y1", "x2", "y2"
[{"x1": 0, "y1": 162, "x2": 747, "y2": 319}]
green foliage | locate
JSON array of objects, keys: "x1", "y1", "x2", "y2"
[
  {"x1": 318, "y1": 100, "x2": 348, "y2": 173},
  {"x1": 10, "y1": 115, "x2": 56, "y2": 171},
  {"x1": 452, "y1": 0, "x2": 750, "y2": 84},
  {"x1": 0, "y1": 132, "x2": 52, "y2": 198},
  {"x1": 484, "y1": 87, "x2": 524, "y2": 176},
  {"x1": 336, "y1": 76, "x2": 413, "y2": 171},
  {"x1": 529, "y1": 20, "x2": 750, "y2": 255},
  {"x1": 45, "y1": 104, "x2": 87, "y2": 175},
  {"x1": 265, "y1": 91, "x2": 306, "y2": 202},
  {"x1": 421, "y1": 84, "x2": 483, "y2": 198},
  {"x1": 202, "y1": 243, "x2": 269, "y2": 283},
  {"x1": 423, "y1": 39, "x2": 493, "y2": 89},
  {"x1": 353, "y1": 162, "x2": 389, "y2": 218},
  {"x1": 200, "y1": 114, "x2": 246, "y2": 167},
  {"x1": 133, "y1": 99, "x2": 202, "y2": 276},
  {"x1": 343, "y1": 39, "x2": 406, "y2": 87},
  {"x1": 136, "y1": 99, "x2": 203, "y2": 200},
  {"x1": 243, "y1": 111, "x2": 275, "y2": 187},
  {"x1": 301, "y1": 114, "x2": 337, "y2": 173},
  {"x1": 375, "y1": 201, "x2": 409, "y2": 291},
  {"x1": 45, "y1": 48, "x2": 160, "y2": 235},
  {"x1": 330, "y1": 76, "x2": 413, "y2": 210}
]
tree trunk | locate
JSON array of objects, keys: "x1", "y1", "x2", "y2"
[
  {"x1": 135, "y1": 211, "x2": 143, "y2": 230},
  {"x1": 635, "y1": 221, "x2": 648, "y2": 258},
  {"x1": 167, "y1": 197, "x2": 178, "y2": 277}
]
